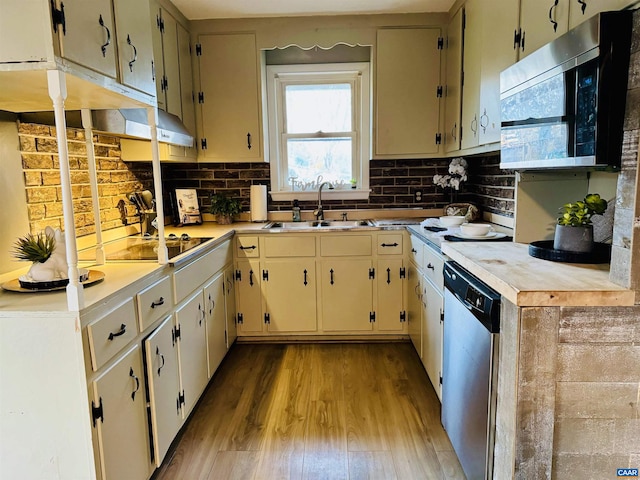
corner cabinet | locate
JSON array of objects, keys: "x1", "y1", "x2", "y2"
[
  {"x1": 195, "y1": 33, "x2": 264, "y2": 162},
  {"x1": 375, "y1": 27, "x2": 443, "y2": 158},
  {"x1": 443, "y1": 7, "x2": 464, "y2": 153}
]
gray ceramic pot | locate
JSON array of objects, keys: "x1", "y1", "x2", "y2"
[{"x1": 553, "y1": 225, "x2": 594, "y2": 252}]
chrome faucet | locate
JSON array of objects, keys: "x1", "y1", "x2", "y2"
[{"x1": 313, "y1": 181, "x2": 334, "y2": 220}]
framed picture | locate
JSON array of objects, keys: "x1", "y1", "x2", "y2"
[{"x1": 175, "y1": 189, "x2": 202, "y2": 225}]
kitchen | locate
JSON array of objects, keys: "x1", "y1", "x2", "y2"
[{"x1": 1, "y1": 0, "x2": 639, "y2": 479}]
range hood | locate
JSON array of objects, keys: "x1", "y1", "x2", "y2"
[{"x1": 91, "y1": 108, "x2": 194, "y2": 147}]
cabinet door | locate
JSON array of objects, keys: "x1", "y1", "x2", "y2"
[
  {"x1": 160, "y1": 11, "x2": 182, "y2": 117},
  {"x1": 113, "y1": 0, "x2": 156, "y2": 94},
  {"x1": 91, "y1": 345, "x2": 150, "y2": 480},
  {"x1": 144, "y1": 316, "x2": 182, "y2": 467},
  {"x1": 444, "y1": 7, "x2": 464, "y2": 153},
  {"x1": 204, "y1": 272, "x2": 227, "y2": 376},
  {"x1": 375, "y1": 28, "x2": 442, "y2": 157},
  {"x1": 197, "y1": 33, "x2": 262, "y2": 161},
  {"x1": 224, "y1": 266, "x2": 237, "y2": 347},
  {"x1": 235, "y1": 260, "x2": 263, "y2": 333},
  {"x1": 569, "y1": 0, "x2": 632, "y2": 28},
  {"x1": 58, "y1": 0, "x2": 117, "y2": 78},
  {"x1": 422, "y1": 278, "x2": 444, "y2": 401},
  {"x1": 406, "y1": 263, "x2": 422, "y2": 358},
  {"x1": 175, "y1": 291, "x2": 209, "y2": 416},
  {"x1": 477, "y1": 0, "x2": 519, "y2": 145},
  {"x1": 320, "y1": 259, "x2": 373, "y2": 332},
  {"x1": 376, "y1": 258, "x2": 406, "y2": 332},
  {"x1": 149, "y1": 0, "x2": 165, "y2": 109},
  {"x1": 177, "y1": 22, "x2": 197, "y2": 136},
  {"x1": 460, "y1": 0, "x2": 482, "y2": 150},
  {"x1": 262, "y1": 260, "x2": 317, "y2": 333},
  {"x1": 519, "y1": 0, "x2": 569, "y2": 58}
]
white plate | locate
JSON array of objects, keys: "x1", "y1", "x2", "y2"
[{"x1": 454, "y1": 232, "x2": 507, "y2": 240}]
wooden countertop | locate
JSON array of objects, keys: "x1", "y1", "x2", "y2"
[{"x1": 441, "y1": 241, "x2": 636, "y2": 307}]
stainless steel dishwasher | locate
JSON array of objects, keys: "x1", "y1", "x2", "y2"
[{"x1": 442, "y1": 261, "x2": 500, "y2": 480}]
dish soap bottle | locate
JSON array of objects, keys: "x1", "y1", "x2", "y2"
[{"x1": 292, "y1": 199, "x2": 301, "y2": 222}]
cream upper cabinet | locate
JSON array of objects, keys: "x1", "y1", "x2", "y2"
[
  {"x1": 375, "y1": 27, "x2": 443, "y2": 158},
  {"x1": 177, "y1": 22, "x2": 196, "y2": 136},
  {"x1": 519, "y1": 0, "x2": 569, "y2": 57},
  {"x1": 568, "y1": 0, "x2": 634, "y2": 28},
  {"x1": 113, "y1": 0, "x2": 156, "y2": 95},
  {"x1": 444, "y1": 7, "x2": 464, "y2": 153},
  {"x1": 460, "y1": 0, "x2": 482, "y2": 150},
  {"x1": 196, "y1": 33, "x2": 263, "y2": 162},
  {"x1": 149, "y1": 1, "x2": 181, "y2": 116}
]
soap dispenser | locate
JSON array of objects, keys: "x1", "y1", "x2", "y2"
[{"x1": 292, "y1": 199, "x2": 301, "y2": 222}]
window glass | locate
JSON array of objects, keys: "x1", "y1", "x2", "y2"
[
  {"x1": 285, "y1": 84, "x2": 352, "y2": 133},
  {"x1": 287, "y1": 137, "x2": 353, "y2": 185}
]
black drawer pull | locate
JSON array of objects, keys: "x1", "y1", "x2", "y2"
[
  {"x1": 427, "y1": 263, "x2": 435, "y2": 271},
  {"x1": 151, "y1": 297, "x2": 165, "y2": 308},
  {"x1": 381, "y1": 243, "x2": 399, "y2": 247},
  {"x1": 411, "y1": 248, "x2": 417, "y2": 253},
  {"x1": 156, "y1": 346, "x2": 165, "y2": 376},
  {"x1": 129, "y1": 367, "x2": 140, "y2": 401},
  {"x1": 240, "y1": 245, "x2": 256, "y2": 250},
  {"x1": 108, "y1": 323, "x2": 126, "y2": 341}
]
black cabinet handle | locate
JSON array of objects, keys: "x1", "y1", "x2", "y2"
[
  {"x1": 411, "y1": 248, "x2": 417, "y2": 254},
  {"x1": 549, "y1": 0, "x2": 559, "y2": 32},
  {"x1": 303, "y1": 269, "x2": 308, "y2": 286},
  {"x1": 247, "y1": 132, "x2": 252, "y2": 150},
  {"x1": 330, "y1": 269, "x2": 334, "y2": 285},
  {"x1": 451, "y1": 123, "x2": 457, "y2": 140},
  {"x1": 127, "y1": 34, "x2": 138, "y2": 72},
  {"x1": 381, "y1": 243, "x2": 398, "y2": 247},
  {"x1": 471, "y1": 114, "x2": 478, "y2": 136},
  {"x1": 98, "y1": 15, "x2": 111, "y2": 57},
  {"x1": 249, "y1": 269, "x2": 254, "y2": 286},
  {"x1": 387, "y1": 268, "x2": 391, "y2": 285},
  {"x1": 427, "y1": 263, "x2": 435, "y2": 271},
  {"x1": 151, "y1": 297, "x2": 164, "y2": 308},
  {"x1": 480, "y1": 109, "x2": 489, "y2": 134},
  {"x1": 156, "y1": 346, "x2": 165, "y2": 376},
  {"x1": 198, "y1": 303, "x2": 204, "y2": 325},
  {"x1": 129, "y1": 367, "x2": 140, "y2": 401},
  {"x1": 108, "y1": 323, "x2": 126, "y2": 341},
  {"x1": 577, "y1": 0, "x2": 586, "y2": 14},
  {"x1": 239, "y1": 245, "x2": 256, "y2": 250}
]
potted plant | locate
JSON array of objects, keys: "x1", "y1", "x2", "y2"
[
  {"x1": 554, "y1": 193, "x2": 608, "y2": 252},
  {"x1": 209, "y1": 192, "x2": 242, "y2": 225}
]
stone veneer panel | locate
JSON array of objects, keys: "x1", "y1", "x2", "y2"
[{"x1": 18, "y1": 123, "x2": 144, "y2": 236}]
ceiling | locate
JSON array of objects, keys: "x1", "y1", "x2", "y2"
[{"x1": 171, "y1": 0, "x2": 456, "y2": 20}]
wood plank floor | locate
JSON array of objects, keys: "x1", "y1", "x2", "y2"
[{"x1": 152, "y1": 342, "x2": 465, "y2": 480}]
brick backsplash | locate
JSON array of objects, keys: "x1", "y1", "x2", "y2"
[
  {"x1": 18, "y1": 121, "x2": 516, "y2": 234},
  {"x1": 18, "y1": 122, "x2": 144, "y2": 236}
]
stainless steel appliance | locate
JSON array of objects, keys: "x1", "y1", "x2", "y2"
[
  {"x1": 442, "y1": 261, "x2": 500, "y2": 480},
  {"x1": 500, "y1": 11, "x2": 632, "y2": 170}
]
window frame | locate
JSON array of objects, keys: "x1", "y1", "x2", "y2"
[{"x1": 266, "y1": 62, "x2": 371, "y2": 201}]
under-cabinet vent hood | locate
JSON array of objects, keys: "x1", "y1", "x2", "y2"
[{"x1": 91, "y1": 109, "x2": 194, "y2": 147}]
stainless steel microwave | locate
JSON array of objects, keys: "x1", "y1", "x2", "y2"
[{"x1": 500, "y1": 11, "x2": 632, "y2": 170}]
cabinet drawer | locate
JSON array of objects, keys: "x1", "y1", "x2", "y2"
[
  {"x1": 236, "y1": 236, "x2": 259, "y2": 257},
  {"x1": 423, "y1": 243, "x2": 444, "y2": 290},
  {"x1": 409, "y1": 234, "x2": 424, "y2": 267},
  {"x1": 320, "y1": 235, "x2": 372, "y2": 256},
  {"x1": 173, "y1": 241, "x2": 232, "y2": 302},
  {"x1": 87, "y1": 299, "x2": 138, "y2": 371},
  {"x1": 264, "y1": 236, "x2": 316, "y2": 257},
  {"x1": 377, "y1": 233, "x2": 403, "y2": 255},
  {"x1": 137, "y1": 276, "x2": 173, "y2": 331}
]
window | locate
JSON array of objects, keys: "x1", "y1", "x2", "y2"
[{"x1": 266, "y1": 63, "x2": 371, "y2": 201}]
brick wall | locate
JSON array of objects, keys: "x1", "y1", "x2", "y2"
[{"x1": 18, "y1": 123, "x2": 144, "y2": 236}]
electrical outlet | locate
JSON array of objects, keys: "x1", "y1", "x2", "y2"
[{"x1": 414, "y1": 191, "x2": 422, "y2": 202}]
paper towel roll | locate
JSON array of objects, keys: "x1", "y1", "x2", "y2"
[{"x1": 250, "y1": 185, "x2": 268, "y2": 222}]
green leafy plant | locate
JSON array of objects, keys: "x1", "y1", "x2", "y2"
[
  {"x1": 209, "y1": 192, "x2": 242, "y2": 217},
  {"x1": 12, "y1": 232, "x2": 56, "y2": 263},
  {"x1": 557, "y1": 193, "x2": 608, "y2": 227}
]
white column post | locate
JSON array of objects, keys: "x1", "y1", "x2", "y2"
[
  {"x1": 47, "y1": 70, "x2": 84, "y2": 311},
  {"x1": 81, "y1": 109, "x2": 105, "y2": 265},
  {"x1": 147, "y1": 107, "x2": 168, "y2": 264}
]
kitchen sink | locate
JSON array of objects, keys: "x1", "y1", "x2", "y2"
[{"x1": 264, "y1": 219, "x2": 374, "y2": 230}]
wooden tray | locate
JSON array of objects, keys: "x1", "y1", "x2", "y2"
[
  {"x1": 2, "y1": 270, "x2": 105, "y2": 293},
  {"x1": 528, "y1": 241, "x2": 611, "y2": 264}
]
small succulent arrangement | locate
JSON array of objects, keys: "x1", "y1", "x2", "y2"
[
  {"x1": 12, "y1": 232, "x2": 56, "y2": 263},
  {"x1": 209, "y1": 192, "x2": 242, "y2": 224},
  {"x1": 433, "y1": 157, "x2": 468, "y2": 191},
  {"x1": 557, "y1": 193, "x2": 608, "y2": 226}
]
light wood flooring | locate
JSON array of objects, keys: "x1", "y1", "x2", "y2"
[{"x1": 152, "y1": 342, "x2": 465, "y2": 480}]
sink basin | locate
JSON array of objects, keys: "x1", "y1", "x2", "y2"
[{"x1": 264, "y1": 219, "x2": 374, "y2": 229}]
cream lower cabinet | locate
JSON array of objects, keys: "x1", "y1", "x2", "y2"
[
  {"x1": 262, "y1": 259, "x2": 317, "y2": 332},
  {"x1": 320, "y1": 258, "x2": 374, "y2": 332},
  {"x1": 204, "y1": 271, "x2": 227, "y2": 375},
  {"x1": 235, "y1": 259, "x2": 263, "y2": 333},
  {"x1": 144, "y1": 315, "x2": 181, "y2": 468},
  {"x1": 90, "y1": 344, "x2": 151, "y2": 480},
  {"x1": 421, "y1": 276, "x2": 444, "y2": 401},
  {"x1": 174, "y1": 290, "x2": 209, "y2": 417},
  {"x1": 376, "y1": 258, "x2": 406, "y2": 332},
  {"x1": 224, "y1": 266, "x2": 238, "y2": 347},
  {"x1": 406, "y1": 261, "x2": 423, "y2": 358}
]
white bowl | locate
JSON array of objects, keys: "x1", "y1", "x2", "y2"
[
  {"x1": 459, "y1": 223, "x2": 493, "y2": 237},
  {"x1": 439, "y1": 215, "x2": 466, "y2": 227}
]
